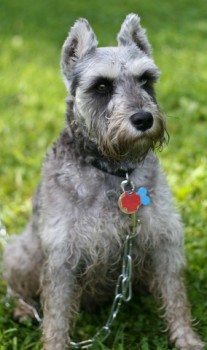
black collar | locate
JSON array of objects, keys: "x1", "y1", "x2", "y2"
[{"x1": 91, "y1": 159, "x2": 134, "y2": 178}]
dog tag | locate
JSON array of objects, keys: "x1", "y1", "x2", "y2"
[
  {"x1": 118, "y1": 191, "x2": 141, "y2": 214},
  {"x1": 136, "y1": 187, "x2": 151, "y2": 206}
]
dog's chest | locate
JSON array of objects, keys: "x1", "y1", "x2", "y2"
[
  {"x1": 69, "y1": 178, "x2": 131, "y2": 266},
  {"x1": 75, "y1": 183, "x2": 130, "y2": 241}
]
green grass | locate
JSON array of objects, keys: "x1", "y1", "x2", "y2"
[{"x1": 0, "y1": 0, "x2": 207, "y2": 349}]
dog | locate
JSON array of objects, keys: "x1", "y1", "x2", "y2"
[{"x1": 3, "y1": 14, "x2": 204, "y2": 350}]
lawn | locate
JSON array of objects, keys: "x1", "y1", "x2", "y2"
[{"x1": 0, "y1": 0, "x2": 207, "y2": 349}]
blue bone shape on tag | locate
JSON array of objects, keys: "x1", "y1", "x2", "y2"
[{"x1": 136, "y1": 187, "x2": 150, "y2": 206}]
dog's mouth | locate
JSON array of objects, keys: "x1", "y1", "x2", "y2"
[
  {"x1": 97, "y1": 119, "x2": 168, "y2": 162},
  {"x1": 98, "y1": 135, "x2": 159, "y2": 162}
]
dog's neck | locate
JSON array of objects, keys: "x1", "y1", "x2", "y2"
[
  {"x1": 90, "y1": 158, "x2": 134, "y2": 177},
  {"x1": 65, "y1": 97, "x2": 137, "y2": 177}
]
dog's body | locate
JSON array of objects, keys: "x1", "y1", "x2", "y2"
[{"x1": 3, "y1": 14, "x2": 204, "y2": 350}]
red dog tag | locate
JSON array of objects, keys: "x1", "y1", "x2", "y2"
[{"x1": 118, "y1": 191, "x2": 141, "y2": 214}]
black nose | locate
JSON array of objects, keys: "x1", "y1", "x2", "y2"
[{"x1": 130, "y1": 111, "x2": 153, "y2": 131}]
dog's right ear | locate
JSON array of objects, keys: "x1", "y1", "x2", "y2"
[
  {"x1": 61, "y1": 19, "x2": 98, "y2": 91},
  {"x1": 117, "y1": 14, "x2": 152, "y2": 56}
]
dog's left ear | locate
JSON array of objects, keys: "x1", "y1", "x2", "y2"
[
  {"x1": 117, "y1": 14, "x2": 152, "y2": 56},
  {"x1": 61, "y1": 18, "x2": 98, "y2": 91}
]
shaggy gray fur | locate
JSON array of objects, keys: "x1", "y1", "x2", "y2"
[{"x1": 3, "y1": 14, "x2": 204, "y2": 350}]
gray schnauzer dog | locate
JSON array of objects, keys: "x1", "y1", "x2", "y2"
[{"x1": 3, "y1": 14, "x2": 204, "y2": 350}]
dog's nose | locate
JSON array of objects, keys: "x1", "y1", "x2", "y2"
[{"x1": 130, "y1": 111, "x2": 153, "y2": 131}]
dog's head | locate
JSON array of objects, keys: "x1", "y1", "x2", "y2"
[{"x1": 61, "y1": 14, "x2": 168, "y2": 162}]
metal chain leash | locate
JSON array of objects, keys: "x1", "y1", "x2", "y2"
[{"x1": 70, "y1": 215, "x2": 140, "y2": 349}]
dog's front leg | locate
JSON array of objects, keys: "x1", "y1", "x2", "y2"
[
  {"x1": 41, "y1": 248, "x2": 76, "y2": 350},
  {"x1": 149, "y1": 243, "x2": 204, "y2": 350}
]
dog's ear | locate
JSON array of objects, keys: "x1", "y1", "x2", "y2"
[
  {"x1": 61, "y1": 18, "x2": 98, "y2": 91},
  {"x1": 117, "y1": 14, "x2": 152, "y2": 56}
]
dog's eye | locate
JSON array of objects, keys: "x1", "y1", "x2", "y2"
[
  {"x1": 138, "y1": 72, "x2": 157, "y2": 88},
  {"x1": 97, "y1": 83, "x2": 108, "y2": 93},
  {"x1": 139, "y1": 78, "x2": 148, "y2": 87},
  {"x1": 93, "y1": 78, "x2": 114, "y2": 95}
]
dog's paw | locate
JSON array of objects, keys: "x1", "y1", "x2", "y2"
[
  {"x1": 171, "y1": 329, "x2": 204, "y2": 350},
  {"x1": 13, "y1": 299, "x2": 41, "y2": 325},
  {"x1": 13, "y1": 306, "x2": 35, "y2": 324},
  {"x1": 175, "y1": 339, "x2": 205, "y2": 350}
]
